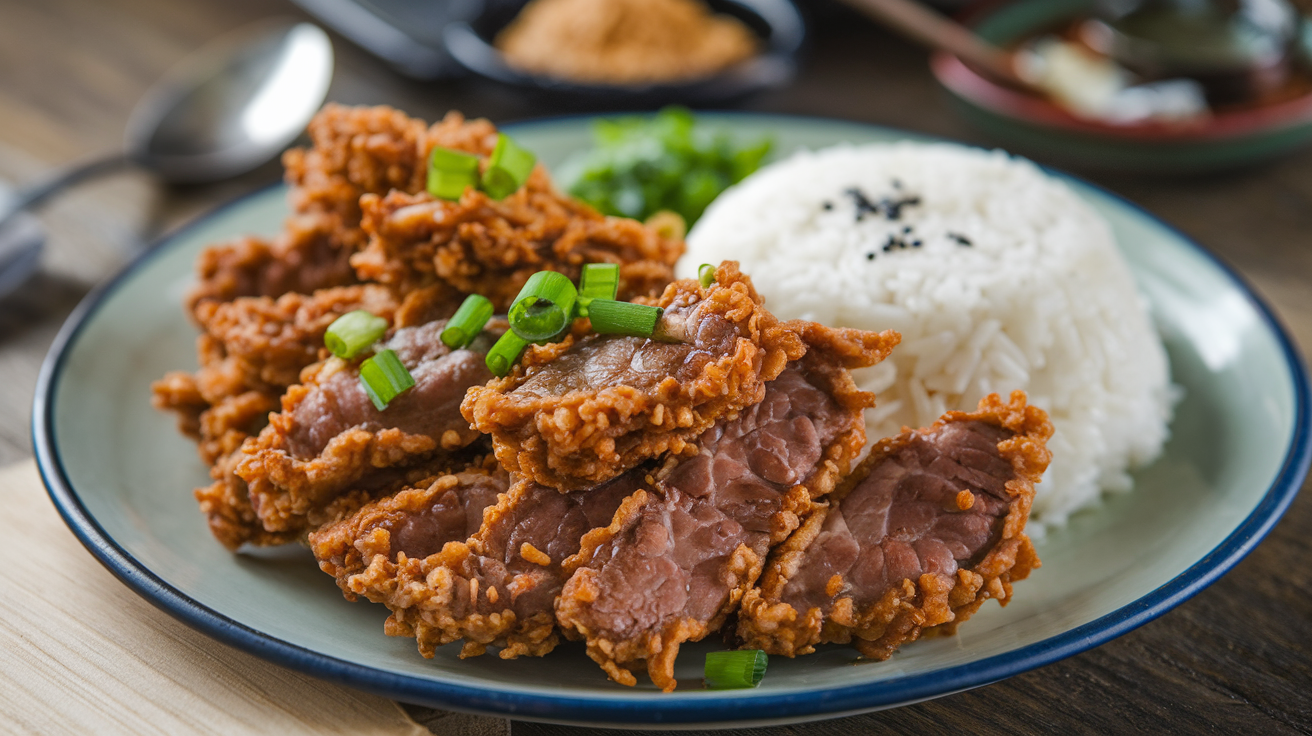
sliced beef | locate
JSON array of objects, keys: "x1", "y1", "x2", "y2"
[
  {"x1": 283, "y1": 320, "x2": 494, "y2": 458},
  {"x1": 235, "y1": 319, "x2": 500, "y2": 535},
  {"x1": 461, "y1": 263, "x2": 819, "y2": 491},
  {"x1": 318, "y1": 468, "x2": 643, "y2": 660},
  {"x1": 737, "y1": 392, "x2": 1053, "y2": 661},
  {"x1": 554, "y1": 359, "x2": 873, "y2": 692},
  {"x1": 311, "y1": 464, "x2": 509, "y2": 591}
]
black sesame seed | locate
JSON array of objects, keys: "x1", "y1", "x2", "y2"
[
  {"x1": 866, "y1": 252, "x2": 876, "y2": 260},
  {"x1": 822, "y1": 201, "x2": 833, "y2": 211}
]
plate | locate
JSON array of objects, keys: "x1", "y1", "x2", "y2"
[{"x1": 33, "y1": 114, "x2": 1310, "y2": 728}]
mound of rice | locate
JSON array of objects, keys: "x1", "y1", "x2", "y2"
[{"x1": 681, "y1": 142, "x2": 1174, "y2": 534}]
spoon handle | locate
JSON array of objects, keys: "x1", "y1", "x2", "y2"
[
  {"x1": 0, "y1": 153, "x2": 132, "y2": 228},
  {"x1": 837, "y1": 0, "x2": 1028, "y2": 88}
]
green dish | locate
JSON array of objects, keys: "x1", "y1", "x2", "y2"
[
  {"x1": 931, "y1": 0, "x2": 1312, "y2": 173},
  {"x1": 33, "y1": 114, "x2": 1309, "y2": 728}
]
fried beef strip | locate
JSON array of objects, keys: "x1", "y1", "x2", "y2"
[
  {"x1": 553, "y1": 335, "x2": 895, "y2": 692},
  {"x1": 311, "y1": 461, "x2": 510, "y2": 593},
  {"x1": 736, "y1": 391, "x2": 1052, "y2": 661},
  {"x1": 187, "y1": 105, "x2": 500, "y2": 309},
  {"x1": 311, "y1": 469, "x2": 643, "y2": 660},
  {"x1": 235, "y1": 319, "x2": 501, "y2": 536},
  {"x1": 151, "y1": 285, "x2": 419, "y2": 550},
  {"x1": 462, "y1": 262, "x2": 847, "y2": 491},
  {"x1": 353, "y1": 183, "x2": 682, "y2": 310}
]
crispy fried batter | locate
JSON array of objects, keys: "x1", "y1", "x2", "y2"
[
  {"x1": 352, "y1": 184, "x2": 682, "y2": 309},
  {"x1": 463, "y1": 262, "x2": 870, "y2": 491},
  {"x1": 316, "y1": 470, "x2": 642, "y2": 660},
  {"x1": 553, "y1": 333, "x2": 898, "y2": 692},
  {"x1": 187, "y1": 105, "x2": 500, "y2": 309},
  {"x1": 736, "y1": 391, "x2": 1052, "y2": 660}
]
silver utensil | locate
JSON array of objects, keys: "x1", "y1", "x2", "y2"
[{"x1": 0, "y1": 19, "x2": 334, "y2": 299}]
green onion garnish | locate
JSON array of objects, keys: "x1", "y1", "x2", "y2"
[
  {"x1": 480, "y1": 133, "x2": 537, "y2": 200},
  {"x1": 579, "y1": 263, "x2": 620, "y2": 301},
  {"x1": 324, "y1": 310, "x2": 389, "y2": 359},
  {"x1": 427, "y1": 146, "x2": 481, "y2": 201},
  {"x1": 704, "y1": 650, "x2": 768, "y2": 690},
  {"x1": 358, "y1": 349, "x2": 415, "y2": 411},
  {"x1": 440, "y1": 294, "x2": 494, "y2": 350},
  {"x1": 508, "y1": 271, "x2": 578, "y2": 342},
  {"x1": 698, "y1": 263, "x2": 716, "y2": 289},
  {"x1": 587, "y1": 299, "x2": 662, "y2": 338},
  {"x1": 486, "y1": 330, "x2": 530, "y2": 377}
]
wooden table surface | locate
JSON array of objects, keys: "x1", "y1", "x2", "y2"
[{"x1": 2, "y1": 0, "x2": 1309, "y2": 733}]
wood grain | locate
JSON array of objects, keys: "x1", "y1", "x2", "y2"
[
  {"x1": 0, "y1": 0, "x2": 1308, "y2": 733},
  {"x1": 0, "y1": 461, "x2": 432, "y2": 736}
]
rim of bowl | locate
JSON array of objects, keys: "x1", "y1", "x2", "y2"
[
  {"x1": 930, "y1": 18, "x2": 1312, "y2": 142},
  {"x1": 30, "y1": 113, "x2": 1312, "y2": 726}
]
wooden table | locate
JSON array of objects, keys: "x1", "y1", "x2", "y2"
[{"x1": 2, "y1": 0, "x2": 1309, "y2": 732}]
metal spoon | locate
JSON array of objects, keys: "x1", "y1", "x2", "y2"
[{"x1": 0, "y1": 20, "x2": 334, "y2": 298}]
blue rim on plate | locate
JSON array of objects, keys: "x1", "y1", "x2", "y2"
[{"x1": 31, "y1": 114, "x2": 1312, "y2": 726}]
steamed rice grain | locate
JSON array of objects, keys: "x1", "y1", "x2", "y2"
[{"x1": 680, "y1": 142, "x2": 1174, "y2": 534}]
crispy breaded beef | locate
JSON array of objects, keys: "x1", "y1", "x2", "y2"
[
  {"x1": 187, "y1": 105, "x2": 500, "y2": 309},
  {"x1": 462, "y1": 262, "x2": 855, "y2": 491},
  {"x1": 736, "y1": 391, "x2": 1052, "y2": 661},
  {"x1": 351, "y1": 183, "x2": 682, "y2": 310},
  {"x1": 312, "y1": 469, "x2": 643, "y2": 660},
  {"x1": 310, "y1": 461, "x2": 509, "y2": 591},
  {"x1": 235, "y1": 319, "x2": 500, "y2": 536},
  {"x1": 151, "y1": 283, "x2": 471, "y2": 549},
  {"x1": 553, "y1": 333, "x2": 896, "y2": 692}
]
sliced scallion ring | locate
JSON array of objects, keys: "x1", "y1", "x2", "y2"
[
  {"x1": 698, "y1": 263, "x2": 716, "y2": 289},
  {"x1": 508, "y1": 271, "x2": 577, "y2": 342},
  {"x1": 440, "y1": 294, "x2": 494, "y2": 349},
  {"x1": 486, "y1": 330, "x2": 530, "y2": 377},
  {"x1": 427, "y1": 146, "x2": 481, "y2": 201},
  {"x1": 324, "y1": 310, "x2": 388, "y2": 359},
  {"x1": 587, "y1": 299, "x2": 662, "y2": 338},
  {"x1": 704, "y1": 650, "x2": 768, "y2": 690},
  {"x1": 480, "y1": 133, "x2": 537, "y2": 199},
  {"x1": 359, "y1": 349, "x2": 415, "y2": 411}
]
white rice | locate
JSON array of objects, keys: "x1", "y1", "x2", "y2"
[{"x1": 681, "y1": 142, "x2": 1174, "y2": 535}]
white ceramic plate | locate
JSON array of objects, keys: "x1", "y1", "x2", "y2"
[{"x1": 34, "y1": 115, "x2": 1310, "y2": 728}]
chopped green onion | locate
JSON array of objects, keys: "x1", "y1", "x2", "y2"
[
  {"x1": 324, "y1": 310, "x2": 389, "y2": 359},
  {"x1": 508, "y1": 271, "x2": 577, "y2": 342},
  {"x1": 698, "y1": 263, "x2": 716, "y2": 289},
  {"x1": 441, "y1": 294, "x2": 494, "y2": 349},
  {"x1": 427, "y1": 147, "x2": 481, "y2": 201},
  {"x1": 480, "y1": 133, "x2": 536, "y2": 199},
  {"x1": 579, "y1": 263, "x2": 620, "y2": 302},
  {"x1": 359, "y1": 349, "x2": 415, "y2": 411},
  {"x1": 486, "y1": 330, "x2": 530, "y2": 377},
  {"x1": 704, "y1": 650, "x2": 768, "y2": 690},
  {"x1": 587, "y1": 299, "x2": 663, "y2": 337}
]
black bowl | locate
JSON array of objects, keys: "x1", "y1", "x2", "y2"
[{"x1": 444, "y1": 0, "x2": 805, "y2": 107}]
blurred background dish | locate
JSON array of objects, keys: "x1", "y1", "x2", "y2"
[
  {"x1": 443, "y1": 0, "x2": 805, "y2": 106},
  {"x1": 930, "y1": 0, "x2": 1312, "y2": 173}
]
